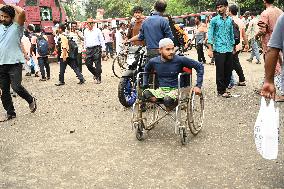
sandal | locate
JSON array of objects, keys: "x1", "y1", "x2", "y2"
[
  {"x1": 237, "y1": 82, "x2": 246, "y2": 86},
  {"x1": 218, "y1": 92, "x2": 232, "y2": 98}
]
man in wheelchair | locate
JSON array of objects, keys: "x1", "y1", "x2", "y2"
[{"x1": 142, "y1": 38, "x2": 204, "y2": 111}]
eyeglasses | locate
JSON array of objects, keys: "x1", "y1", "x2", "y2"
[{"x1": 88, "y1": 22, "x2": 94, "y2": 25}]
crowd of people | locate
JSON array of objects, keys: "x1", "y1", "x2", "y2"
[{"x1": 0, "y1": 0, "x2": 283, "y2": 121}]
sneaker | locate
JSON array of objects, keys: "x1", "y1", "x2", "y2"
[
  {"x1": 55, "y1": 82, "x2": 65, "y2": 86},
  {"x1": 47, "y1": 77, "x2": 50, "y2": 80},
  {"x1": 29, "y1": 97, "x2": 37, "y2": 113},
  {"x1": 35, "y1": 72, "x2": 40, "y2": 77}
]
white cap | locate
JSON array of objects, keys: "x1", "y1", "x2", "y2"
[{"x1": 159, "y1": 38, "x2": 174, "y2": 48}]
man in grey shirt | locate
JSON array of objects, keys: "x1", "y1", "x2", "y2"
[
  {"x1": 261, "y1": 13, "x2": 284, "y2": 99},
  {"x1": 0, "y1": 4, "x2": 37, "y2": 121}
]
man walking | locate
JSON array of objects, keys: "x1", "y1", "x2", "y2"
[
  {"x1": 129, "y1": 0, "x2": 174, "y2": 60},
  {"x1": 207, "y1": 0, "x2": 235, "y2": 98},
  {"x1": 228, "y1": 5, "x2": 249, "y2": 87},
  {"x1": 0, "y1": 4, "x2": 37, "y2": 121},
  {"x1": 256, "y1": 0, "x2": 283, "y2": 99},
  {"x1": 261, "y1": 13, "x2": 284, "y2": 99},
  {"x1": 69, "y1": 21, "x2": 84, "y2": 72},
  {"x1": 127, "y1": 6, "x2": 145, "y2": 47},
  {"x1": 55, "y1": 24, "x2": 85, "y2": 86},
  {"x1": 246, "y1": 11, "x2": 261, "y2": 64},
  {"x1": 102, "y1": 25, "x2": 114, "y2": 59},
  {"x1": 191, "y1": 16, "x2": 207, "y2": 64},
  {"x1": 84, "y1": 18, "x2": 106, "y2": 84}
]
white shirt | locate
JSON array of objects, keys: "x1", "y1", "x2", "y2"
[
  {"x1": 102, "y1": 28, "x2": 112, "y2": 43},
  {"x1": 84, "y1": 27, "x2": 106, "y2": 50}
]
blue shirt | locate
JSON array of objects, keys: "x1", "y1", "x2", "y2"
[
  {"x1": 0, "y1": 22, "x2": 25, "y2": 65},
  {"x1": 207, "y1": 15, "x2": 235, "y2": 53},
  {"x1": 138, "y1": 12, "x2": 174, "y2": 49},
  {"x1": 144, "y1": 55, "x2": 204, "y2": 88}
]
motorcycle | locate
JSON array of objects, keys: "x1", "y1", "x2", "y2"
[{"x1": 118, "y1": 46, "x2": 147, "y2": 107}]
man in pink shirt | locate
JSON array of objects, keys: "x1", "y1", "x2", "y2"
[
  {"x1": 102, "y1": 25, "x2": 113, "y2": 59},
  {"x1": 256, "y1": 0, "x2": 283, "y2": 71},
  {"x1": 256, "y1": 0, "x2": 283, "y2": 100}
]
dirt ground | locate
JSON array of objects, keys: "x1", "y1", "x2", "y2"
[{"x1": 0, "y1": 50, "x2": 283, "y2": 189}]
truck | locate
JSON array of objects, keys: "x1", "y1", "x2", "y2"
[{"x1": 0, "y1": 0, "x2": 67, "y2": 52}]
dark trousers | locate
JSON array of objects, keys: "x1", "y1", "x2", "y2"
[
  {"x1": 59, "y1": 58, "x2": 84, "y2": 83},
  {"x1": 0, "y1": 64, "x2": 33, "y2": 115},
  {"x1": 105, "y1": 42, "x2": 114, "y2": 57},
  {"x1": 214, "y1": 52, "x2": 233, "y2": 94},
  {"x1": 197, "y1": 43, "x2": 206, "y2": 63},
  {"x1": 76, "y1": 53, "x2": 82, "y2": 73},
  {"x1": 38, "y1": 56, "x2": 50, "y2": 79},
  {"x1": 86, "y1": 46, "x2": 102, "y2": 81},
  {"x1": 232, "y1": 52, "x2": 245, "y2": 82}
]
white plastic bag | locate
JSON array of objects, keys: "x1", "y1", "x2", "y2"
[{"x1": 254, "y1": 97, "x2": 279, "y2": 160}]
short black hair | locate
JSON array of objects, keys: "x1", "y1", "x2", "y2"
[
  {"x1": 59, "y1": 24, "x2": 66, "y2": 32},
  {"x1": 71, "y1": 21, "x2": 77, "y2": 26},
  {"x1": 0, "y1": 5, "x2": 16, "y2": 19},
  {"x1": 229, "y1": 5, "x2": 238, "y2": 16},
  {"x1": 195, "y1": 16, "x2": 202, "y2": 21},
  {"x1": 132, "y1": 6, "x2": 143, "y2": 13},
  {"x1": 27, "y1": 24, "x2": 35, "y2": 32},
  {"x1": 154, "y1": 0, "x2": 167, "y2": 13},
  {"x1": 264, "y1": 0, "x2": 274, "y2": 4},
  {"x1": 216, "y1": 0, "x2": 228, "y2": 7}
]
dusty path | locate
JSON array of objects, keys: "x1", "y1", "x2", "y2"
[{"x1": 0, "y1": 51, "x2": 283, "y2": 188}]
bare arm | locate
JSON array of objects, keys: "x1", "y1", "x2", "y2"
[
  {"x1": 128, "y1": 35, "x2": 139, "y2": 42},
  {"x1": 242, "y1": 29, "x2": 249, "y2": 50},
  {"x1": 261, "y1": 47, "x2": 281, "y2": 99},
  {"x1": 8, "y1": 4, "x2": 25, "y2": 26}
]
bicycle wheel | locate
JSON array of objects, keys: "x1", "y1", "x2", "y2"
[
  {"x1": 112, "y1": 54, "x2": 127, "y2": 78},
  {"x1": 188, "y1": 91, "x2": 205, "y2": 135}
]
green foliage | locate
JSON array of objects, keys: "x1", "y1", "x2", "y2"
[{"x1": 66, "y1": 0, "x2": 284, "y2": 21}]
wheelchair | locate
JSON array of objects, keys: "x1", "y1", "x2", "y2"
[{"x1": 131, "y1": 70, "x2": 205, "y2": 145}]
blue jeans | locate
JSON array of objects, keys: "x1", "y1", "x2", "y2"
[
  {"x1": 250, "y1": 39, "x2": 260, "y2": 61},
  {"x1": 59, "y1": 58, "x2": 84, "y2": 83},
  {"x1": 38, "y1": 56, "x2": 50, "y2": 79},
  {"x1": 105, "y1": 42, "x2": 113, "y2": 57}
]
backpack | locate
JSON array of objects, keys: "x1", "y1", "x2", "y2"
[
  {"x1": 232, "y1": 20, "x2": 240, "y2": 46},
  {"x1": 36, "y1": 34, "x2": 49, "y2": 56},
  {"x1": 68, "y1": 37, "x2": 78, "y2": 59}
]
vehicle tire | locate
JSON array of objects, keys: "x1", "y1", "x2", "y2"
[
  {"x1": 118, "y1": 77, "x2": 137, "y2": 107},
  {"x1": 112, "y1": 55, "x2": 127, "y2": 78}
]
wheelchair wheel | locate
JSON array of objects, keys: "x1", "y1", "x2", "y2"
[
  {"x1": 135, "y1": 121, "x2": 145, "y2": 141},
  {"x1": 143, "y1": 102, "x2": 160, "y2": 130},
  {"x1": 188, "y1": 92, "x2": 205, "y2": 135},
  {"x1": 112, "y1": 55, "x2": 127, "y2": 78}
]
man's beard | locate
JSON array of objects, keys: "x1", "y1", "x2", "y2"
[
  {"x1": 3, "y1": 21, "x2": 12, "y2": 26},
  {"x1": 161, "y1": 54, "x2": 174, "y2": 61}
]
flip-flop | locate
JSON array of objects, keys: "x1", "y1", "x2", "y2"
[{"x1": 237, "y1": 82, "x2": 246, "y2": 86}]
